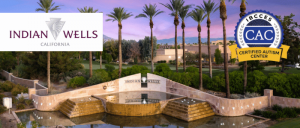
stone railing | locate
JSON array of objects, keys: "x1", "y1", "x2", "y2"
[
  {"x1": 0, "y1": 70, "x2": 48, "y2": 96},
  {"x1": 36, "y1": 83, "x2": 48, "y2": 96}
]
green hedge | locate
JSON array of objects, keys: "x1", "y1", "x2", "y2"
[
  {"x1": 67, "y1": 76, "x2": 86, "y2": 88},
  {"x1": 87, "y1": 69, "x2": 111, "y2": 85},
  {"x1": 153, "y1": 67, "x2": 300, "y2": 98}
]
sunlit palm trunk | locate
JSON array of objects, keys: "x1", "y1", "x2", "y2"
[
  {"x1": 118, "y1": 23, "x2": 122, "y2": 78},
  {"x1": 223, "y1": 20, "x2": 230, "y2": 98},
  {"x1": 240, "y1": 2, "x2": 247, "y2": 95},
  {"x1": 89, "y1": 51, "x2": 92, "y2": 77},
  {"x1": 182, "y1": 24, "x2": 186, "y2": 72},
  {"x1": 47, "y1": 51, "x2": 50, "y2": 91},
  {"x1": 207, "y1": 19, "x2": 212, "y2": 78},
  {"x1": 198, "y1": 25, "x2": 203, "y2": 90},
  {"x1": 151, "y1": 26, "x2": 154, "y2": 73},
  {"x1": 174, "y1": 16, "x2": 179, "y2": 73}
]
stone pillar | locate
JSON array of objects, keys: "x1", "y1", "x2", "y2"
[
  {"x1": 33, "y1": 80, "x2": 39, "y2": 89},
  {"x1": 264, "y1": 89, "x2": 273, "y2": 107},
  {"x1": 8, "y1": 73, "x2": 13, "y2": 81},
  {"x1": 28, "y1": 88, "x2": 36, "y2": 99}
]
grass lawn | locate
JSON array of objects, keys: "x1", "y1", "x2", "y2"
[
  {"x1": 81, "y1": 60, "x2": 300, "y2": 76},
  {"x1": 269, "y1": 117, "x2": 300, "y2": 128}
]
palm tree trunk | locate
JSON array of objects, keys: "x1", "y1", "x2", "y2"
[
  {"x1": 47, "y1": 51, "x2": 50, "y2": 90},
  {"x1": 198, "y1": 25, "x2": 203, "y2": 90},
  {"x1": 151, "y1": 27, "x2": 154, "y2": 73},
  {"x1": 89, "y1": 51, "x2": 92, "y2": 77},
  {"x1": 175, "y1": 25, "x2": 178, "y2": 73},
  {"x1": 207, "y1": 18, "x2": 212, "y2": 78},
  {"x1": 240, "y1": 2, "x2": 247, "y2": 95},
  {"x1": 118, "y1": 23, "x2": 122, "y2": 78},
  {"x1": 183, "y1": 26, "x2": 186, "y2": 72},
  {"x1": 223, "y1": 19, "x2": 230, "y2": 98}
]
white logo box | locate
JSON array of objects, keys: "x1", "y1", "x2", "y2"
[{"x1": 0, "y1": 13, "x2": 103, "y2": 51}]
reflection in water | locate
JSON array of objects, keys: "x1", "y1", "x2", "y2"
[{"x1": 17, "y1": 110, "x2": 261, "y2": 128}]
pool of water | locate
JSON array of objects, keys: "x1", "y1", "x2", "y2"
[
  {"x1": 16, "y1": 110, "x2": 262, "y2": 128},
  {"x1": 93, "y1": 91, "x2": 183, "y2": 104}
]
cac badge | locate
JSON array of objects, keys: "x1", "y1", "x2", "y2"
[{"x1": 230, "y1": 10, "x2": 290, "y2": 62}]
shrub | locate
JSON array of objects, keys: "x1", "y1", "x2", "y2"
[
  {"x1": 229, "y1": 71, "x2": 244, "y2": 94},
  {"x1": 111, "y1": 69, "x2": 119, "y2": 80},
  {"x1": 0, "y1": 81, "x2": 15, "y2": 92},
  {"x1": 247, "y1": 70, "x2": 267, "y2": 95},
  {"x1": 157, "y1": 60, "x2": 167, "y2": 63},
  {"x1": 245, "y1": 92, "x2": 261, "y2": 98},
  {"x1": 292, "y1": 107, "x2": 300, "y2": 114},
  {"x1": 122, "y1": 65, "x2": 150, "y2": 76},
  {"x1": 253, "y1": 109, "x2": 262, "y2": 116},
  {"x1": 272, "y1": 111, "x2": 286, "y2": 120},
  {"x1": 230, "y1": 94, "x2": 241, "y2": 99},
  {"x1": 155, "y1": 63, "x2": 171, "y2": 73},
  {"x1": 87, "y1": 70, "x2": 111, "y2": 85},
  {"x1": 286, "y1": 74, "x2": 300, "y2": 98},
  {"x1": 25, "y1": 100, "x2": 32, "y2": 106},
  {"x1": 18, "y1": 96, "x2": 25, "y2": 104},
  {"x1": 0, "y1": 105, "x2": 6, "y2": 114},
  {"x1": 31, "y1": 120, "x2": 39, "y2": 128},
  {"x1": 0, "y1": 94, "x2": 5, "y2": 105},
  {"x1": 12, "y1": 97, "x2": 18, "y2": 105},
  {"x1": 206, "y1": 75, "x2": 225, "y2": 92},
  {"x1": 262, "y1": 111, "x2": 273, "y2": 118},
  {"x1": 11, "y1": 85, "x2": 28, "y2": 96},
  {"x1": 67, "y1": 76, "x2": 86, "y2": 88},
  {"x1": 16, "y1": 103, "x2": 25, "y2": 110},
  {"x1": 272, "y1": 104, "x2": 283, "y2": 111},
  {"x1": 266, "y1": 73, "x2": 291, "y2": 98},
  {"x1": 105, "y1": 64, "x2": 115, "y2": 73},
  {"x1": 186, "y1": 67, "x2": 198, "y2": 74},
  {"x1": 17, "y1": 123, "x2": 26, "y2": 128},
  {"x1": 282, "y1": 107, "x2": 297, "y2": 118}
]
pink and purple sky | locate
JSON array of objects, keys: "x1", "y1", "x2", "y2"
[{"x1": 1, "y1": 0, "x2": 299, "y2": 41}]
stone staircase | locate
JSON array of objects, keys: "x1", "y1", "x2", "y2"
[
  {"x1": 59, "y1": 97, "x2": 105, "y2": 118},
  {"x1": 163, "y1": 98, "x2": 215, "y2": 122}
]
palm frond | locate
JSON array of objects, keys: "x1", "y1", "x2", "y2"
[
  {"x1": 106, "y1": 7, "x2": 133, "y2": 22},
  {"x1": 160, "y1": 0, "x2": 186, "y2": 16},
  {"x1": 198, "y1": 0, "x2": 219, "y2": 18},
  {"x1": 188, "y1": 8, "x2": 207, "y2": 23},
  {"x1": 36, "y1": 0, "x2": 61, "y2": 13},
  {"x1": 77, "y1": 6, "x2": 99, "y2": 13}
]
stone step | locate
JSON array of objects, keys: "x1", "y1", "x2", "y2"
[
  {"x1": 165, "y1": 105, "x2": 212, "y2": 115},
  {"x1": 165, "y1": 103, "x2": 211, "y2": 112},
  {"x1": 163, "y1": 100, "x2": 215, "y2": 122},
  {"x1": 59, "y1": 97, "x2": 105, "y2": 118},
  {"x1": 168, "y1": 101, "x2": 208, "y2": 108},
  {"x1": 163, "y1": 107, "x2": 214, "y2": 118}
]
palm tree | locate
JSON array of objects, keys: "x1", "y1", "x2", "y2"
[
  {"x1": 229, "y1": 0, "x2": 248, "y2": 95},
  {"x1": 78, "y1": 6, "x2": 99, "y2": 78},
  {"x1": 160, "y1": 0, "x2": 187, "y2": 73},
  {"x1": 220, "y1": 0, "x2": 230, "y2": 98},
  {"x1": 198, "y1": 0, "x2": 219, "y2": 78},
  {"x1": 189, "y1": 8, "x2": 207, "y2": 90},
  {"x1": 135, "y1": 4, "x2": 164, "y2": 73},
  {"x1": 106, "y1": 7, "x2": 133, "y2": 78},
  {"x1": 173, "y1": 5, "x2": 193, "y2": 72},
  {"x1": 36, "y1": 0, "x2": 61, "y2": 90}
]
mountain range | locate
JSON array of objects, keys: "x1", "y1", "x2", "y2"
[{"x1": 103, "y1": 35, "x2": 235, "y2": 44}]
